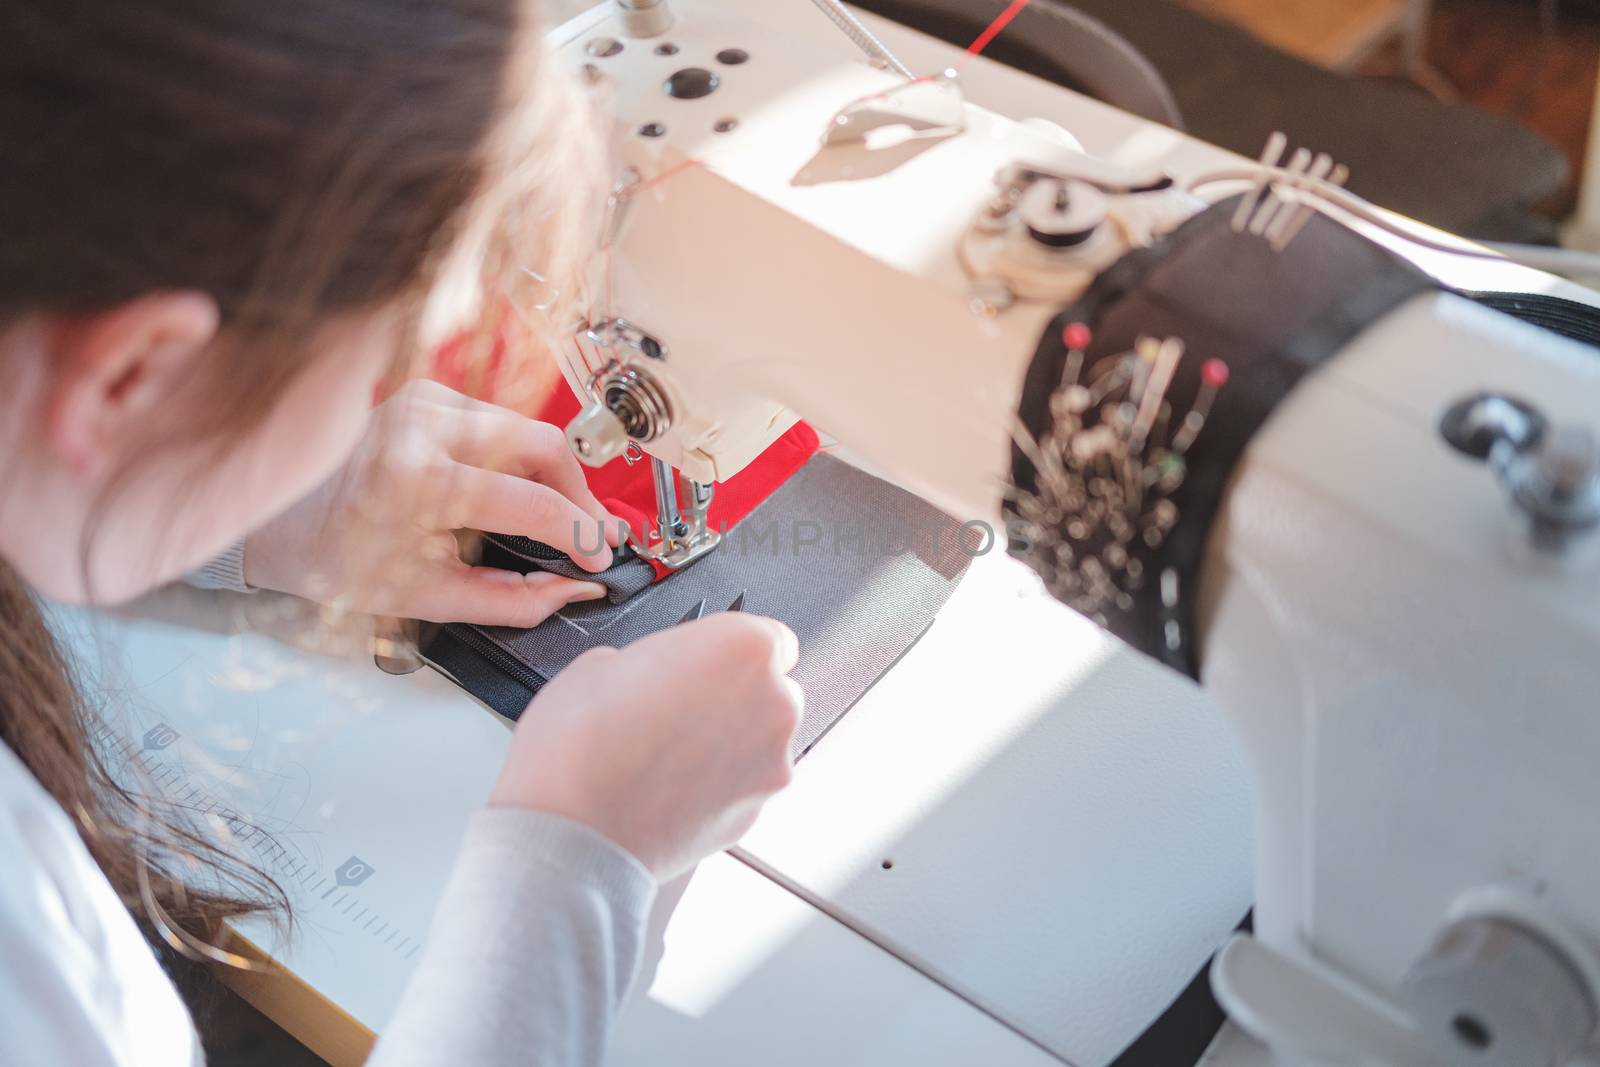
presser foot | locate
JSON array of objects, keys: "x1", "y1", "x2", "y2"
[
  {"x1": 633, "y1": 454, "x2": 722, "y2": 569},
  {"x1": 632, "y1": 527, "x2": 722, "y2": 570}
]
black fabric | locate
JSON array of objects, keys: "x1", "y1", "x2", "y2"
[
  {"x1": 426, "y1": 625, "x2": 540, "y2": 719},
  {"x1": 1465, "y1": 290, "x2": 1600, "y2": 350},
  {"x1": 478, "y1": 534, "x2": 656, "y2": 605},
  {"x1": 425, "y1": 454, "x2": 973, "y2": 758},
  {"x1": 1010, "y1": 199, "x2": 1434, "y2": 678}
]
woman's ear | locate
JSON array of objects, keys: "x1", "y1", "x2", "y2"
[{"x1": 44, "y1": 291, "x2": 220, "y2": 478}]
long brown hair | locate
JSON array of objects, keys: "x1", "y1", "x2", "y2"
[{"x1": 0, "y1": 0, "x2": 600, "y2": 961}]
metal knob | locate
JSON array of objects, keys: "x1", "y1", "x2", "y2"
[
  {"x1": 565, "y1": 363, "x2": 673, "y2": 469},
  {"x1": 1439, "y1": 392, "x2": 1546, "y2": 460},
  {"x1": 1398, "y1": 917, "x2": 1598, "y2": 1066},
  {"x1": 1018, "y1": 178, "x2": 1107, "y2": 250},
  {"x1": 1441, "y1": 393, "x2": 1600, "y2": 557},
  {"x1": 1501, "y1": 424, "x2": 1600, "y2": 554},
  {"x1": 616, "y1": 0, "x2": 672, "y2": 37},
  {"x1": 566, "y1": 400, "x2": 629, "y2": 468}
]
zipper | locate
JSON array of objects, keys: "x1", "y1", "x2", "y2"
[
  {"x1": 485, "y1": 534, "x2": 569, "y2": 562},
  {"x1": 486, "y1": 533, "x2": 641, "y2": 568},
  {"x1": 441, "y1": 624, "x2": 549, "y2": 694}
]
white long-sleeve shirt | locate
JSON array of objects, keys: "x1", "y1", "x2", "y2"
[{"x1": 0, "y1": 739, "x2": 657, "y2": 1066}]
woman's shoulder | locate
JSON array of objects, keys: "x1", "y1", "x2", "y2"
[
  {"x1": 0, "y1": 741, "x2": 201, "y2": 1066},
  {"x1": 0, "y1": 740, "x2": 88, "y2": 887},
  {"x1": 0, "y1": 739, "x2": 118, "y2": 958}
]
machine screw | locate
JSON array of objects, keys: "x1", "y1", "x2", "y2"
[{"x1": 1399, "y1": 916, "x2": 1598, "y2": 1067}]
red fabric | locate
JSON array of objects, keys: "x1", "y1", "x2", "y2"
[
  {"x1": 532, "y1": 387, "x2": 819, "y2": 580},
  {"x1": 428, "y1": 330, "x2": 819, "y2": 581}
]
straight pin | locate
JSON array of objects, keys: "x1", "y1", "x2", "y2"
[
  {"x1": 1250, "y1": 147, "x2": 1310, "y2": 236},
  {"x1": 1274, "y1": 161, "x2": 1348, "y2": 253},
  {"x1": 1266, "y1": 151, "x2": 1332, "y2": 249},
  {"x1": 1233, "y1": 131, "x2": 1287, "y2": 233},
  {"x1": 1173, "y1": 358, "x2": 1230, "y2": 453},
  {"x1": 1129, "y1": 337, "x2": 1183, "y2": 453}
]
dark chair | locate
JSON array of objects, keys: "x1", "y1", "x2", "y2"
[{"x1": 857, "y1": 0, "x2": 1569, "y2": 241}]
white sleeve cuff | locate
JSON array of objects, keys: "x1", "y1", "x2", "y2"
[{"x1": 183, "y1": 540, "x2": 254, "y2": 593}]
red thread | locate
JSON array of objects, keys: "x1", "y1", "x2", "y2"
[
  {"x1": 966, "y1": 0, "x2": 1032, "y2": 57},
  {"x1": 602, "y1": 244, "x2": 615, "y2": 326},
  {"x1": 629, "y1": 156, "x2": 705, "y2": 196}
]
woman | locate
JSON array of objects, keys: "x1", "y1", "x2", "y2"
[{"x1": 0, "y1": 1, "x2": 803, "y2": 1064}]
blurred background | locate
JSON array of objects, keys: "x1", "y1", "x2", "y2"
[
  {"x1": 1183, "y1": 0, "x2": 1597, "y2": 234},
  {"x1": 853, "y1": 0, "x2": 1600, "y2": 248}
]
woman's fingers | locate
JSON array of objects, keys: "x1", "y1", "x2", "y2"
[
  {"x1": 407, "y1": 563, "x2": 606, "y2": 627},
  {"x1": 447, "y1": 411, "x2": 622, "y2": 548},
  {"x1": 447, "y1": 465, "x2": 615, "y2": 571},
  {"x1": 397, "y1": 381, "x2": 623, "y2": 550},
  {"x1": 397, "y1": 377, "x2": 507, "y2": 414}
]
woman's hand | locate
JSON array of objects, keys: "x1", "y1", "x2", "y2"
[
  {"x1": 491, "y1": 613, "x2": 804, "y2": 881},
  {"x1": 244, "y1": 380, "x2": 623, "y2": 626}
]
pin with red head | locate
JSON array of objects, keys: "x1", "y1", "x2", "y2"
[
  {"x1": 1173, "y1": 357, "x2": 1230, "y2": 454},
  {"x1": 1060, "y1": 322, "x2": 1092, "y2": 387}
]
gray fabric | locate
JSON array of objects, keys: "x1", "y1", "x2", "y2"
[
  {"x1": 450, "y1": 455, "x2": 973, "y2": 755},
  {"x1": 370, "y1": 808, "x2": 655, "y2": 1067},
  {"x1": 183, "y1": 541, "x2": 253, "y2": 594}
]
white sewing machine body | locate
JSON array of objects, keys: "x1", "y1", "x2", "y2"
[
  {"x1": 550, "y1": 1, "x2": 1197, "y2": 524},
  {"x1": 1202, "y1": 294, "x2": 1600, "y2": 1066},
  {"x1": 551, "y1": 3, "x2": 1600, "y2": 1064}
]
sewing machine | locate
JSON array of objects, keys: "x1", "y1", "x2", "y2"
[{"x1": 549, "y1": 2, "x2": 1600, "y2": 1064}]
